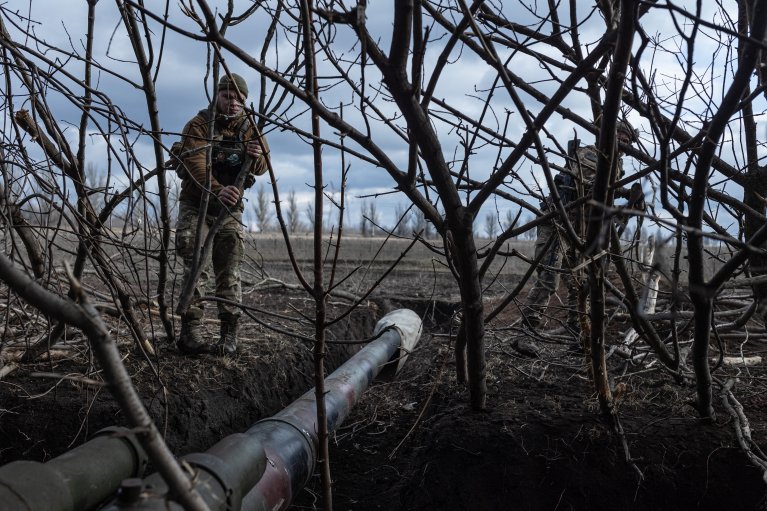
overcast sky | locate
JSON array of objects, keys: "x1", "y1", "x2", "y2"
[{"x1": 3, "y1": 1, "x2": 759, "y2": 237}]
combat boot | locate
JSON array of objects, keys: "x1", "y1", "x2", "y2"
[
  {"x1": 219, "y1": 314, "x2": 239, "y2": 355},
  {"x1": 511, "y1": 314, "x2": 540, "y2": 332},
  {"x1": 177, "y1": 317, "x2": 210, "y2": 355}
]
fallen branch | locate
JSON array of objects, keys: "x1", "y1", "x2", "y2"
[
  {"x1": 720, "y1": 378, "x2": 767, "y2": 483},
  {"x1": 388, "y1": 345, "x2": 448, "y2": 460},
  {"x1": 30, "y1": 371, "x2": 105, "y2": 387},
  {"x1": 0, "y1": 253, "x2": 211, "y2": 511},
  {"x1": 0, "y1": 362, "x2": 18, "y2": 380}
]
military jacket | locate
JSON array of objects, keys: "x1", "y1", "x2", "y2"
[
  {"x1": 571, "y1": 145, "x2": 623, "y2": 186},
  {"x1": 176, "y1": 109, "x2": 269, "y2": 210},
  {"x1": 550, "y1": 145, "x2": 624, "y2": 206}
]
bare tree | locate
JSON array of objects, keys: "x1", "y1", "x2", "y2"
[
  {"x1": 393, "y1": 203, "x2": 413, "y2": 237},
  {"x1": 366, "y1": 200, "x2": 379, "y2": 237},
  {"x1": 84, "y1": 162, "x2": 109, "y2": 208},
  {"x1": 254, "y1": 182, "x2": 274, "y2": 233},
  {"x1": 484, "y1": 212, "x2": 498, "y2": 239},
  {"x1": 359, "y1": 199, "x2": 370, "y2": 237},
  {"x1": 502, "y1": 210, "x2": 517, "y2": 238},
  {"x1": 359, "y1": 199, "x2": 380, "y2": 237},
  {"x1": 410, "y1": 209, "x2": 434, "y2": 239},
  {"x1": 286, "y1": 189, "x2": 302, "y2": 233},
  {"x1": 4, "y1": 2, "x2": 767, "y2": 505},
  {"x1": 304, "y1": 200, "x2": 316, "y2": 231}
]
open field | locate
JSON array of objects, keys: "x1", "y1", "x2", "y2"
[{"x1": 247, "y1": 233, "x2": 534, "y2": 271}]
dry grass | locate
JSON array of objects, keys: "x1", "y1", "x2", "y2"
[{"x1": 245, "y1": 233, "x2": 535, "y2": 275}]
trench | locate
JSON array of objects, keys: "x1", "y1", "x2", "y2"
[
  {"x1": 292, "y1": 300, "x2": 766, "y2": 511},
  {"x1": 0, "y1": 301, "x2": 382, "y2": 464},
  {"x1": 0, "y1": 299, "x2": 431, "y2": 510},
  {"x1": 1, "y1": 293, "x2": 765, "y2": 510}
]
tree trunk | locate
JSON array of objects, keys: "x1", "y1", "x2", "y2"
[{"x1": 449, "y1": 208, "x2": 486, "y2": 410}]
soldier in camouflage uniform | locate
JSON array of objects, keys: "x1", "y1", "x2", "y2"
[
  {"x1": 519, "y1": 121, "x2": 638, "y2": 336},
  {"x1": 174, "y1": 73, "x2": 270, "y2": 355}
]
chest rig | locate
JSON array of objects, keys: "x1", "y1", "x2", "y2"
[
  {"x1": 205, "y1": 110, "x2": 250, "y2": 187},
  {"x1": 545, "y1": 144, "x2": 624, "y2": 211}
]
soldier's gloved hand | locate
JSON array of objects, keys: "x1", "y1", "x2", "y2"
[{"x1": 629, "y1": 182, "x2": 646, "y2": 211}]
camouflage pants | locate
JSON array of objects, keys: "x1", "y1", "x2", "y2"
[
  {"x1": 522, "y1": 219, "x2": 582, "y2": 328},
  {"x1": 175, "y1": 201, "x2": 243, "y2": 320}
]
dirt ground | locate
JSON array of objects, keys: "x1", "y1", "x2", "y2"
[
  {"x1": 291, "y1": 288, "x2": 767, "y2": 511},
  {"x1": 1, "y1": 265, "x2": 767, "y2": 511}
]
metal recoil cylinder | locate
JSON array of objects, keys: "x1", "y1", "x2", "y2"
[{"x1": 0, "y1": 426, "x2": 147, "y2": 511}]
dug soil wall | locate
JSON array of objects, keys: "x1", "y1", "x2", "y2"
[{"x1": 0, "y1": 288, "x2": 375, "y2": 463}]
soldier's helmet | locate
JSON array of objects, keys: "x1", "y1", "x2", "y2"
[{"x1": 616, "y1": 120, "x2": 638, "y2": 143}]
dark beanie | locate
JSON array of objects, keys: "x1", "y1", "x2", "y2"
[{"x1": 219, "y1": 73, "x2": 248, "y2": 98}]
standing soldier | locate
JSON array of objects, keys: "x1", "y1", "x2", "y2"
[
  {"x1": 518, "y1": 120, "x2": 642, "y2": 341},
  {"x1": 173, "y1": 73, "x2": 270, "y2": 355}
]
